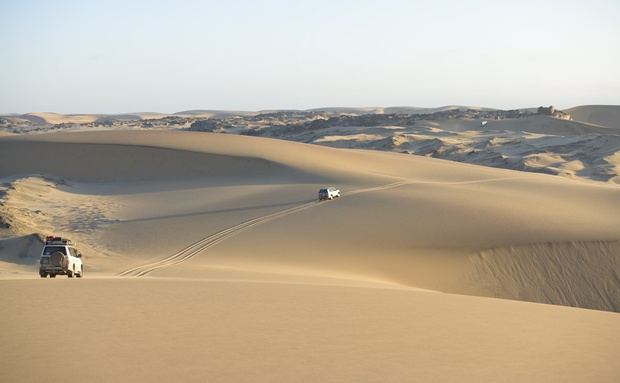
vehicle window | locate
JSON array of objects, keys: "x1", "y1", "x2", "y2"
[
  {"x1": 43, "y1": 246, "x2": 66, "y2": 255},
  {"x1": 69, "y1": 248, "x2": 78, "y2": 257}
]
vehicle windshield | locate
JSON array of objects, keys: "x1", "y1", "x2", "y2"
[{"x1": 42, "y1": 246, "x2": 66, "y2": 255}]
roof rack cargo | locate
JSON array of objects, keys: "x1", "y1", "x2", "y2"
[{"x1": 45, "y1": 236, "x2": 75, "y2": 246}]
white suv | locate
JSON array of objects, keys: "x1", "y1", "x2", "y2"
[
  {"x1": 318, "y1": 187, "x2": 340, "y2": 201},
  {"x1": 39, "y1": 236, "x2": 83, "y2": 278}
]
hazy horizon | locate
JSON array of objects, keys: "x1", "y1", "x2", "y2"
[{"x1": 1, "y1": 0, "x2": 619, "y2": 114}]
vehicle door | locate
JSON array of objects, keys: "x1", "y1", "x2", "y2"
[{"x1": 69, "y1": 247, "x2": 79, "y2": 272}]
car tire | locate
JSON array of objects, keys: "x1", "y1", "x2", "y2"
[
  {"x1": 40, "y1": 272, "x2": 47, "y2": 278},
  {"x1": 67, "y1": 268, "x2": 74, "y2": 278},
  {"x1": 76, "y1": 266, "x2": 83, "y2": 278},
  {"x1": 50, "y1": 274, "x2": 56, "y2": 278},
  {"x1": 51, "y1": 251, "x2": 66, "y2": 267}
]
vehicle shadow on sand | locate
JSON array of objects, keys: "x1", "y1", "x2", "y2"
[{"x1": 117, "y1": 198, "x2": 316, "y2": 224}]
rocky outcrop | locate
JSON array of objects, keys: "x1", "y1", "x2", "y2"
[
  {"x1": 537, "y1": 105, "x2": 571, "y2": 120},
  {"x1": 2, "y1": 108, "x2": 540, "y2": 134}
]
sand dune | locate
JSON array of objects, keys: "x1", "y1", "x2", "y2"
[
  {"x1": 1, "y1": 122, "x2": 619, "y2": 381},
  {"x1": 3, "y1": 105, "x2": 620, "y2": 185},
  {"x1": 472, "y1": 240, "x2": 620, "y2": 312},
  {"x1": 2, "y1": 277, "x2": 619, "y2": 383},
  {"x1": 19, "y1": 112, "x2": 104, "y2": 125},
  {"x1": 0, "y1": 112, "x2": 171, "y2": 126},
  {"x1": 1, "y1": 130, "x2": 619, "y2": 304},
  {"x1": 272, "y1": 113, "x2": 620, "y2": 185},
  {"x1": 566, "y1": 105, "x2": 620, "y2": 128},
  {"x1": 308, "y1": 105, "x2": 497, "y2": 115}
]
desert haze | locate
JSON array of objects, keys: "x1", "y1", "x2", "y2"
[{"x1": 0, "y1": 105, "x2": 619, "y2": 382}]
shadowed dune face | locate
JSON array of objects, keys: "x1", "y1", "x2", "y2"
[
  {"x1": 471, "y1": 241, "x2": 620, "y2": 312},
  {"x1": 0, "y1": 141, "x2": 294, "y2": 182},
  {"x1": 0, "y1": 130, "x2": 390, "y2": 183}
]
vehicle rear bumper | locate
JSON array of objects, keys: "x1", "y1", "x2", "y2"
[{"x1": 40, "y1": 267, "x2": 68, "y2": 275}]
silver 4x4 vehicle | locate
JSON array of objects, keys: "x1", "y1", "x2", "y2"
[
  {"x1": 39, "y1": 236, "x2": 83, "y2": 278},
  {"x1": 318, "y1": 187, "x2": 340, "y2": 201}
]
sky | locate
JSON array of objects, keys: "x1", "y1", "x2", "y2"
[{"x1": 1, "y1": 0, "x2": 619, "y2": 114}]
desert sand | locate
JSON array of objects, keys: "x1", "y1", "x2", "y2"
[{"x1": 1, "y1": 106, "x2": 619, "y2": 382}]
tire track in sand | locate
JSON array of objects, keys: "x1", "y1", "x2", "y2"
[
  {"x1": 117, "y1": 180, "x2": 418, "y2": 277},
  {"x1": 117, "y1": 200, "x2": 318, "y2": 277},
  {"x1": 117, "y1": 177, "x2": 520, "y2": 277}
]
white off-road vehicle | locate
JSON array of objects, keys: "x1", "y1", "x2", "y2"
[
  {"x1": 318, "y1": 187, "x2": 341, "y2": 201},
  {"x1": 39, "y1": 236, "x2": 83, "y2": 278}
]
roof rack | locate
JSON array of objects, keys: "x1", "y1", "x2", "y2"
[{"x1": 45, "y1": 236, "x2": 74, "y2": 246}]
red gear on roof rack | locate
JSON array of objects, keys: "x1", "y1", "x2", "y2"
[{"x1": 45, "y1": 236, "x2": 74, "y2": 246}]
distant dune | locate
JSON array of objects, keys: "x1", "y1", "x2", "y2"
[
  {"x1": 3, "y1": 105, "x2": 618, "y2": 185},
  {"x1": 566, "y1": 105, "x2": 620, "y2": 128},
  {"x1": 1, "y1": 106, "x2": 619, "y2": 382},
  {"x1": 0, "y1": 104, "x2": 544, "y2": 125}
]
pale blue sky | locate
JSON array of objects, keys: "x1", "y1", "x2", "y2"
[{"x1": 1, "y1": 0, "x2": 618, "y2": 114}]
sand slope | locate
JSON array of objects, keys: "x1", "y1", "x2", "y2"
[
  {"x1": 2, "y1": 277, "x2": 619, "y2": 383},
  {"x1": 566, "y1": 105, "x2": 620, "y2": 128},
  {"x1": 1, "y1": 129, "x2": 619, "y2": 382}
]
